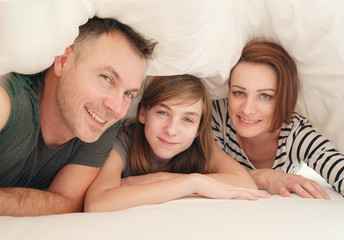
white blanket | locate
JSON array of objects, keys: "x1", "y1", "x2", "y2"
[{"x1": 1, "y1": 0, "x2": 344, "y2": 151}]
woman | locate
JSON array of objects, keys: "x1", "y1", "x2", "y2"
[
  {"x1": 85, "y1": 74, "x2": 268, "y2": 212},
  {"x1": 212, "y1": 40, "x2": 344, "y2": 199}
]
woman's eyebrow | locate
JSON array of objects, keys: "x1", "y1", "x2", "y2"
[
  {"x1": 257, "y1": 88, "x2": 276, "y2": 92},
  {"x1": 231, "y1": 84, "x2": 245, "y2": 90}
]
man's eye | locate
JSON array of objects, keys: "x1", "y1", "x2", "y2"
[{"x1": 101, "y1": 75, "x2": 111, "y2": 82}]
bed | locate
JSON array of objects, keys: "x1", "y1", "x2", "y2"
[
  {"x1": 0, "y1": 1, "x2": 343, "y2": 239},
  {"x1": 0, "y1": 166, "x2": 343, "y2": 240}
]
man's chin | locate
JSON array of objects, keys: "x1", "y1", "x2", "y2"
[{"x1": 77, "y1": 132, "x2": 102, "y2": 143}]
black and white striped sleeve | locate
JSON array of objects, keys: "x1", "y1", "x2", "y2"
[
  {"x1": 289, "y1": 114, "x2": 344, "y2": 196},
  {"x1": 211, "y1": 99, "x2": 227, "y2": 150}
]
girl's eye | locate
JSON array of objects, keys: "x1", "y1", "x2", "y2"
[
  {"x1": 261, "y1": 93, "x2": 272, "y2": 100},
  {"x1": 124, "y1": 91, "x2": 134, "y2": 99},
  {"x1": 183, "y1": 118, "x2": 194, "y2": 123},
  {"x1": 158, "y1": 111, "x2": 168, "y2": 116}
]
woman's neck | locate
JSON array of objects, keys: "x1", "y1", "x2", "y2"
[{"x1": 237, "y1": 129, "x2": 281, "y2": 169}]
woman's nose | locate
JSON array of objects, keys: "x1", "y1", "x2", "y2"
[{"x1": 242, "y1": 98, "x2": 256, "y2": 115}]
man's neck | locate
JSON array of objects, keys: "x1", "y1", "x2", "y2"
[{"x1": 40, "y1": 68, "x2": 74, "y2": 148}]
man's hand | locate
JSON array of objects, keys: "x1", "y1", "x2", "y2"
[
  {"x1": 0, "y1": 164, "x2": 100, "y2": 216},
  {"x1": 250, "y1": 169, "x2": 330, "y2": 199}
]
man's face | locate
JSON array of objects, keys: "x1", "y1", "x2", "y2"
[{"x1": 56, "y1": 32, "x2": 146, "y2": 143}]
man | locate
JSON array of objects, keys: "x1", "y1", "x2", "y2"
[{"x1": 0, "y1": 17, "x2": 157, "y2": 216}]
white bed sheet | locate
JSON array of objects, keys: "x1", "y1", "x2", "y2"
[{"x1": 0, "y1": 166, "x2": 343, "y2": 240}]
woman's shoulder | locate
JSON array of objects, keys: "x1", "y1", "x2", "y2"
[
  {"x1": 212, "y1": 98, "x2": 228, "y2": 110},
  {"x1": 281, "y1": 112, "x2": 315, "y2": 139}
]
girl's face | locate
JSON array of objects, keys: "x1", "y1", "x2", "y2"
[
  {"x1": 228, "y1": 62, "x2": 277, "y2": 139},
  {"x1": 139, "y1": 98, "x2": 203, "y2": 160}
]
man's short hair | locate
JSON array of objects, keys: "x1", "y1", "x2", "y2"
[{"x1": 73, "y1": 17, "x2": 157, "y2": 61}]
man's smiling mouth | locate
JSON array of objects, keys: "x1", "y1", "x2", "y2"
[{"x1": 86, "y1": 107, "x2": 106, "y2": 124}]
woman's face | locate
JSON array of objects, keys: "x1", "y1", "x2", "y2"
[
  {"x1": 139, "y1": 98, "x2": 203, "y2": 160},
  {"x1": 228, "y1": 61, "x2": 277, "y2": 139}
]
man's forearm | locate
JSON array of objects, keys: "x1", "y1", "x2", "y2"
[{"x1": 0, "y1": 187, "x2": 79, "y2": 216}]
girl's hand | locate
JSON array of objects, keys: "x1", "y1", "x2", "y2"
[
  {"x1": 121, "y1": 172, "x2": 182, "y2": 186},
  {"x1": 192, "y1": 174, "x2": 270, "y2": 200},
  {"x1": 250, "y1": 169, "x2": 330, "y2": 200}
]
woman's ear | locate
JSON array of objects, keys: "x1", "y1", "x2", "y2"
[
  {"x1": 54, "y1": 46, "x2": 73, "y2": 77},
  {"x1": 138, "y1": 107, "x2": 146, "y2": 124}
]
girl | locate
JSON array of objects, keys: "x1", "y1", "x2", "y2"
[
  {"x1": 212, "y1": 41, "x2": 344, "y2": 199},
  {"x1": 85, "y1": 74, "x2": 268, "y2": 212}
]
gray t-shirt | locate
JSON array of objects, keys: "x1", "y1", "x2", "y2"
[
  {"x1": 112, "y1": 126, "x2": 132, "y2": 178},
  {"x1": 0, "y1": 73, "x2": 119, "y2": 189}
]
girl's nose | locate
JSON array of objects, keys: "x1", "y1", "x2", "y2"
[{"x1": 165, "y1": 118, "x2": 178, "y2": 136}]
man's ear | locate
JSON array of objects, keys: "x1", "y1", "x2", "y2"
[
  {"x1": 138, "y1": 107, "x2": 146, "y2": 124},
  {"x1": 54, "y1": 46, "x2": 73, "y2": 77}
]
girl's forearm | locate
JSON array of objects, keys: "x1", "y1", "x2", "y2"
[{"x1": 85, "y1": 174, "x2": 199, "y2": 212}]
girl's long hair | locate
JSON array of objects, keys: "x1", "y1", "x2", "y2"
[{"x1": 125, "y1": 74, "x2": 213, "y2": 176}]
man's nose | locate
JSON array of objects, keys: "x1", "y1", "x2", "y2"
[{"x1": 103, "y1": 93, "x2": 126, "y2": 120}]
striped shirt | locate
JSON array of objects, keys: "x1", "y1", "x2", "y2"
[{"x1": 212, "y1": 98, "x2": 344, "y2": 196}]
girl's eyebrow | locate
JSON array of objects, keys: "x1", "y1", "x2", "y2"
[{"x1": 158, "y1": 103, "x2": 200, "y2": 117}]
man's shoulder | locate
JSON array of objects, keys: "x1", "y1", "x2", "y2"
[{"x1": 0, "y1": 85, "x2": 11, "y2": 131}]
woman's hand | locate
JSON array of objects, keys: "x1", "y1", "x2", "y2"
[
  {"x1": 191, "y1": 174, "x2": 270, "y2": 200},
  {"x1": 250, "y1": 169, "x2": 330, "y2": 199}
]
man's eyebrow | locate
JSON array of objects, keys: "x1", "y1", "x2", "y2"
[
  {"x1": 104, "y1": 65, "x2": 121, "y2": 81},
  {"x1": 103, "y1": 65, "x2": 140, "y2": 93}
]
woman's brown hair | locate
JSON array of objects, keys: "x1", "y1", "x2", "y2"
[
  {"x1": 230, "y1": 40, "x2": 299, "y2": 131},
  {"x1": 126, "y1": 74, "x2": 213, "y2": 175}
]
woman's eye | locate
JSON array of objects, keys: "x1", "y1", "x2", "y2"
[
  {"x1": 124, "y1": 92, "x2": 134, "y2": 99},
  {"x1": 261, "y1": 94, "x2": 272, "y2": 100},
  {"x1": 233, "y1": 91, "x2": 244, "y2": 97}
]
